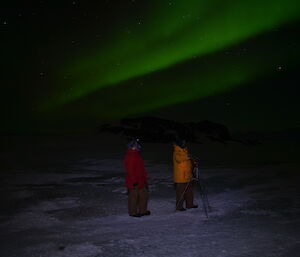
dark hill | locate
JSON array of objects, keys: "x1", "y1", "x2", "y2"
[{"x1": 98, "y1": 117, "x2": 232, "y2": 144}]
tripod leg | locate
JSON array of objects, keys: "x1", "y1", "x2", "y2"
[
  {"x1": 201, "y1": 184, "x2": 212, "y2": 212},
  {"x1": 176, "y1": 182, "x2": 191, "y2": 210},
  {"x1": 198, "y1": 182, "x2": 209, "y2": 218}
]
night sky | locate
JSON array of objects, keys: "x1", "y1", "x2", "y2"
[{"x1": 2, "y1": 0, "x2": 300, "y2": 134}]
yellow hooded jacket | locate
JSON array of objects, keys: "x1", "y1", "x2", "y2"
[{"x1": 173, "y1": 144, "x2": 192, "y2": 183}]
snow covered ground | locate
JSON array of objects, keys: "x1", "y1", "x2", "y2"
[{"x1": 0, "y1": 135, "x2": 300, "y2": 257}]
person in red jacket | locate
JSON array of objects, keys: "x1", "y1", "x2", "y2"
[{"x1": 124, "y1": 139, "x2": 150, "y2": 217}]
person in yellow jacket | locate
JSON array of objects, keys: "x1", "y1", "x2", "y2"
[{"x1": 173, "y1": 139, "x2": 198, "y2": 211}]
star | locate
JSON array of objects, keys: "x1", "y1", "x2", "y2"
[{"x1": 277, "y1": 66, "x2": 283, "y2": 71}]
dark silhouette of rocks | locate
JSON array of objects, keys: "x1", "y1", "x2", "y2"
[
  {"x1": 191, "y1": 120, "x2": 231, "y2": 143},
  {"x1": 98, "y1": 116, "x2": 233, "y2": 144},
  {"x1": 234, "y1": 127, "x2": 300, "y2": 145}
]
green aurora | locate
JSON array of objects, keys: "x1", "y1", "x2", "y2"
[{"x1": 40, "y1": 0, "x2": 300, "y2": 120}]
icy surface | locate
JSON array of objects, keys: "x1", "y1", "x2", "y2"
[{"x1": 1, "y1": 150, "x2": 300, "y2": 256}]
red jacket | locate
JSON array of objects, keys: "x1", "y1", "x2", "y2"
[{"x1": 124, "y1": 149, "x2": 148, "y2": 189}]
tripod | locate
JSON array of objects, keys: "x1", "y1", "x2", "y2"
[{"x1": 176, "y1": 158, "x2": 212, "y2": 218}]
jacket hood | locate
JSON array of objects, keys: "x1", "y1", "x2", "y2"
[
  {"x1": 127, "y1": 139, "x2": 142, "y2": 151},
  {"x1": 173, "y1": 144, "x2": 187, "y2": 152}
]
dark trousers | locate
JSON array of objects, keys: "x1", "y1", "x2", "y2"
[
  {"x1": 175, "y1": 182, "x2": 194, "y2": 210},
  {"x1": 128, "y1": 186, "x2": 148, "y2": 215}
]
